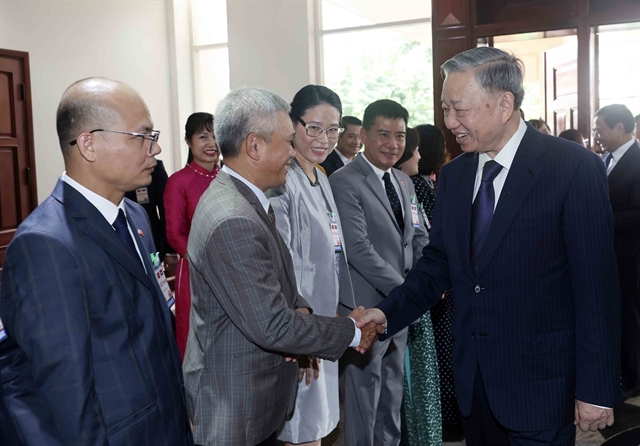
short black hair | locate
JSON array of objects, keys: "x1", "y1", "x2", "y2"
[
  {"x1": 290, "y1": 85, "x2": 342, "y2": 122},
  {"x1": 595, "y1": 104, "x2": 634, "y2": 134},
  {"x1": 558, "y1": 129, "x2": 585, "y2": 146},
  {"x1": 56, "y1": 78, "x2": 120, "y2": 159},
  {"x1": 341, "y1": 115, "x2": 362, "y2": 128},
  {"x1": 415, "y1": 124, "x2": 445, "y2": 176},
  {"x1": 362, "y1": 99, "x2": 408, "y2": 131},
  {"x1": 185, "y1": 112, "x2": 214, "y2": 165},
  {"x1": 394, "y1": 127, "x2": 420, "y2": 169}
]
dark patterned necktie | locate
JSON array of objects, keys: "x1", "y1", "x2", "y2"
[
  {"x1": 113, "y1": 209, "x2": 139, "y2": 261},
  {"x1": 383, "y1": 172, "x2": 404, "y2": 233},
  {"x1": 470, "y1": 160, "x2": 503, "y2": 273},
  {"x1": 268, "y1": 205, "x2": 285, "y2": 253}
]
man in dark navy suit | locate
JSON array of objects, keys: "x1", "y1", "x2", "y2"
[
  {"x1": 320, "y1": 115, "x2": 362, "y2": 176},
  {"x1": 358, "y1": 47, "x2": 621, "y2": 445},
  {"x1": 1, "y1": 78, "x2": 193, "y2": 445},
  {"x1": 593, "y1": 104, "x2": 640, "y2": 399}
]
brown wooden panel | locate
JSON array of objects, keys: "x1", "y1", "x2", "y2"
[
  {"x1": 0, "y1": 72, "x2": 15, "y2": 137},
  {"x1": 435, "y1": 0, "x2": 468, "y2": 29},
  {"x1": 554, "y1": 111, "x2": 567, "y2": 134},
  {"x1": 0, "y1": 147, "x2": 19, "y2": 229},
  {"x1": 476, "y1": 0, "x2": 580, "y2": 25},
  {"x1": 554, "y1": 63, "x2": 578, "y2": 99}
]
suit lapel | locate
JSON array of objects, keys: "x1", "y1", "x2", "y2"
[
  {"x1": 355, "y1": 155, "x2": 401, "y2": 234},
  {"x1": 456, "y1": 153, "x2": 478, "y2": 282},
  {"x1": 221, "y1": 172, "x2": 298, "y2": 296},
  {"x1": 55, "y1": 181, "x2": 157, "y2": 294},
  {"x1": 394, "y1": 170, "x2": 413, "y2": 238},
  {"x1": 608, "y1": 141, "x2": 639, "y2": 185},
  {"x1": 474, "y1": 127, "x2": 547, "y2": 277}
]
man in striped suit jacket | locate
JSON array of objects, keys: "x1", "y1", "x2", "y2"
[
  {"x1": 183, "y1": 87, "x2": 382, "y2": 446},
  {"x1": 1, "y1": 78, "x2": 193, "y2": 445},
  {"x1": 358, "y1": 47, "x2": 621, "y2": 445}
]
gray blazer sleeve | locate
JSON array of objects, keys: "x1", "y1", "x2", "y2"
[{"x1": 192, "y1": 214, "x2": 353, "y2": 361}]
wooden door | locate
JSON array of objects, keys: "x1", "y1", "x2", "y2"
[
  {"x1": 545, "y1": 42, "x2": 578, "y2": 136},
  {"x1": 0, "y1": 49, "x2": 37, "y2": 282}
]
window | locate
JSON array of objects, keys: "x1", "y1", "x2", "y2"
[
  {"x1": 191, "y1": 1, "x2": 230, "y2": 114},
  {"x1": 595, "y1": 23, "x2": 640, "y2": 115},
  {"x1": 318, "y1": 1, "x2": 434, "y2": 125}
]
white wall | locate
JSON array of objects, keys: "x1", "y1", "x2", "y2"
[
  {"x1": 227, "y1": 0, "x2": 317, "y2": 102},
  {"x1": 0, "y1": 0, "x2": 179, "y2": 202}
]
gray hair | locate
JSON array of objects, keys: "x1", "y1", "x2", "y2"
[
  {"x1": 441, "y1": 47, "x2": 525, "y2": 111},
  {"x1": 214, "y1": 87, "x2": 291, "y2": 159}
]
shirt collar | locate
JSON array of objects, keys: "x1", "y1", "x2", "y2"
[
  {"x1": 610, "y1": 137, "x2": 635, "y2": 163},
  {"x1": 335, "y1": 148, "x2": 352, "y2": 165},
  {"x1": 62, "y1": 172, "x2": 125, "y2": 225},
  {"x1": 221, "y1": 165, "x2": 270, "y2": 213},
  {"x1": 362, "y1": 152, "x2": 391, "y2": 180},
  {"x1": 478, "y1": 118, "x2": 527, "y2": 171}
]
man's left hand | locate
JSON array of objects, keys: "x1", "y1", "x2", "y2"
[{"x1": 574, "y1": 399, "x2": 614, "y2": 432}]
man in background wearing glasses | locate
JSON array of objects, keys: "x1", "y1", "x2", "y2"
[{"x1": 0, "y1": 78, "x2": 193, "y2": 445}]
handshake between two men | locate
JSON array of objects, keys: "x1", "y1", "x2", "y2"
[{"x1": 288, "y1": 306, "x2": 388, "y2": 386}]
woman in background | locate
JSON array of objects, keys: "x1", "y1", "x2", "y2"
[
  {"x1": 529, "y1": 118, "x2": 552, "y2": 135},
  {"x1": 268, "y1": 85, "x2": 355, "y2": 446},
  {"x1": 394, "y1": 128, "x2": 441, "y2": 446},
  {"x1": 412, "y1": 124, "x2": 461, "y2": 431},
  {"x1": 164, "y1": 112, "x2": 220, "y2": 360},
  {"x1": 559, "y1": 128, "x2": 587, "y2": 147}
]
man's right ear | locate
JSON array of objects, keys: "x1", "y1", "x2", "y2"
[
  {"x1": 245, "y1": 133, "x2": 263, "y2": 162},
  {"x1": 74, "y1": 133, "x2": 97, "y2": 162}
]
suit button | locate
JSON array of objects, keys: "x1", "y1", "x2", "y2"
[
  {"x1": 471, "y1": 332, "x2": 475, "y2": 339},
  {"x1": 474, "y1": 285, "x2": 481, "y2": 293},
  {"x1": 404, "y1": 242, "x2": 408, "y2": 248},
  {"x1": 405, "y1": 268, "x2": 410, "y2": 275}
]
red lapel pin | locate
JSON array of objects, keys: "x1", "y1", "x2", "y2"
[{"x1": 138, "y1": 229, "x2": 145, "y2": 237}]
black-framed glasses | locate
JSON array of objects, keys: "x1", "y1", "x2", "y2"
[
  {"x1": 70, "y1": 129, "x2": 161, "y2": 154},
  {"x1": 297, "y1": 118, "x2": 344, "y2": 140}
]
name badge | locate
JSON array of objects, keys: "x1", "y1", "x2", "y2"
[
  {"x1": 329, "y1": 212, "x2": 342, "y2": 252},
  {"x1": 151, "y1": 252, "x2": 175, "y2": 311},
  {"x1": 410, "y1": 196, "x2": 421, "y2": 228},
  {"x1": 0, "y1": 317, "x2": 6, "y2": 343},
  {"x1": 420, "y1": 204, "x2": 431, "y2": 231},
  {"x1": 135, "y1": 187, "x2": 150, "y2": 204}
]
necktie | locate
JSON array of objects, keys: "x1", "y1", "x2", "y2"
[
  {"x1": 268, "y1": 205, "x2": 285, "y2": 253},
  {"x1": 470, "y1": 160, "x2": 503, "y2": 273},
  {"x1": 603, "y1": 153, "x2": 612, "y2": 172},
  {"x1": 383, "y1": 172, "x2": 404, "y2": 233},
  {"x1": 113, "y1": 209, "x2": 139, "y2": 260}
]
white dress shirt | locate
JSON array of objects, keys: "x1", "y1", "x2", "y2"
[
  {"x1": 362, "y1": 152, "x2": 405, "y2": 215},
  {"x1": 472, "y1": 119, "x2": 527, "y2": 207},
  {"x1": 605, "y1": 136, "x2": 635, "y2": 176},
  {"x1": 336, "y1": 148, "x2": 353, "y2": 166},
  {"x1": 222, "y1": 166, "x2": 362, "y2": 347},
  {"x1": 62, "y1": 172, "x2": 147, "y2": 271}
]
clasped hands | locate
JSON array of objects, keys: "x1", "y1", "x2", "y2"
[{"x1": 348, "y1": 306, "x2": 387, "y2": 354}]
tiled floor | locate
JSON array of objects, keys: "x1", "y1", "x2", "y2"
[{"x1": 304, "y1": 395, "x2": 640, "y2": 446}]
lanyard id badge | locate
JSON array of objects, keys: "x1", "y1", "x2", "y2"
[
  {"x1": 135, "y1": 187, "x2": 150, "y2": 204},
  {"x1": 329, "y1": 212, "x2": 342, "y2": 252},
  {"x1": 151, "y1": 252, "x2": 175, "y2": 311},
  {"x1": 410, "y1": 195, "x2": 421, "y2": 228},
  {"x1": 419, "y1": 203, "x2": 431, "y2": 231},
  {"x1": 0, "y1": 317, "x2": 6, "y2": 343}
]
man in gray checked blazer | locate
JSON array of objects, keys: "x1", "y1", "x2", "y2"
[
  {"x1": 330, "y1": 100, "x2": 429, "y2": 446},
  {"x1": 183, "y1": 87, "x2": 383, "y2": 446}
]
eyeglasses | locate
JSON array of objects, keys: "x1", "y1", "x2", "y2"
[
  {"x1": 297, "y1": 118, "x2": 344, "y2": 140},
  {"x1": 70, "y1": 129, "x2": 161, "y2": 154}
]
